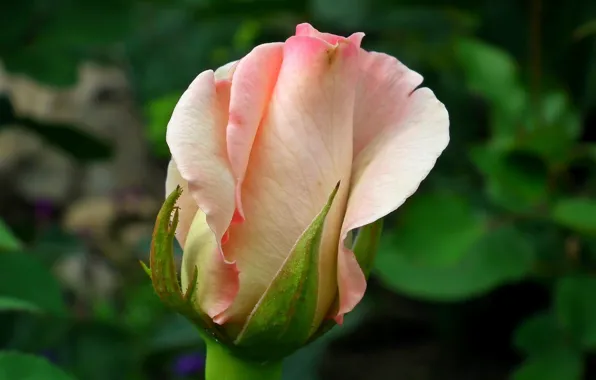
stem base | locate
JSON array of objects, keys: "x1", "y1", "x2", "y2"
[{"x1": 205, "y1": 342, "x2": 283, "y2": 380}]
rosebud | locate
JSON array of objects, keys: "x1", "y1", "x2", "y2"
[{"x1": 144, "y1": 23, "x2": 449, "y2": 362}]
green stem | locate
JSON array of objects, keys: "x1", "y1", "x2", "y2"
[{"x1": 204, "y1": 342, "x2": 283, "y2": 380}]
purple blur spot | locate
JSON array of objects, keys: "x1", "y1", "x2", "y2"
[
  {"x1": 173, "y1": 352, "x2": 206, "y2": 376},
  {"x1": 34, "y1": 199, "x2": 54, "y2": 221}
]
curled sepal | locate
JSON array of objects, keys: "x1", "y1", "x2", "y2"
[
  {"x1": 234, "y1": 182, "x2": 341, "y2": 354},
  {"x1": 141, "y1": 187, "x2": 226, "y2": 343},
  {"x1": 147, "y1": 185, "x2": 184, "y2": 302},
  {"x1": 306, "y1": 219, "x2": 384, "y2": 343}
]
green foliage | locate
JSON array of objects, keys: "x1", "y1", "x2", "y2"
[
  {"x1": 0, "y1": 352, "x2": 76, "y2": 380},
  {"x1": 456, "y1": 37, "x2": 521, "y2": 110},
  {"x1": 0, "y1": 0, "x2": 135, "y2": 86},
  {"x1": 554, "y1": 275, "x2": 596, "y2": 349},
  {"x1": 0, "y1": 253, "x2": 66, "y2": 315},
  {"x1": 513, "y1": 348, "x2": 583, "y2": 380},
  {"x1": 514, "y1": 312, "x2": 567, "y2": 356},
  {"x1": 513, "y1": 313, "x2": 584, "y2": 379},
  {"x1": 145, "y1": 94, "x2": 180, "y2": 158},
  {"x1": 551, "y1": 198, "x2": 596, "y2": 234},
  {"x1": 380, "y1": 194, "x2": 487, "y2": 266},
  {"x1": 0, "y1": 219, "x2": 21, "y2": 252},
  {"x1": 375, "y1": 224, "x2": 534, "y2": 300},
  {"x1": 68, "y1": 323, "x2": 140, "y2": 380}
]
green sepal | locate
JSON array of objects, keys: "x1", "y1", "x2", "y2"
[
  {"x1": 147, "y1": 186, "x2": 184, "y2": 301},
  {"x1": 306, "y1": 218, "x2": 384, "y2": 342},
  {"x1": 142, "y1": 186, "x2": 228, "y2": 344},
  {"x1": 140, "y1": 261, "x2": 151, "y2": 277},
  {"x1": 234, "y1": 182, "x2": 341, "y2": 356}
]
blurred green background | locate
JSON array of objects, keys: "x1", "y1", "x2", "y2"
[{"x1": 1, "y1": 0, "x2": 596, "y2": 379}]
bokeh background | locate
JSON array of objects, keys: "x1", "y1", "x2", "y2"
[{"x1": 1, "y1": 0, "x2": 596, "y2": 379}]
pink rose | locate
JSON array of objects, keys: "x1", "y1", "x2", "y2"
[{"x1": 165, "y1": 23, "x2": 449, "y2": 330}]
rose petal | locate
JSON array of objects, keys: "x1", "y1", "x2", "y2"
[
  {"x1": 353, "y1": 52, "x2": 423, "y2": 156},
  {"x1": 336, "y1": 53, "x2": 450, "y2": 319},
  {"x1": 215, "y1": 60, "x2": 239, "y2": 81},
  {"x1": 295, "y1": 23, "x2": 364, "y2": 47},
  {"x1": 166, "y1": 70, "x2": 236, "y2": 245},
  {"x1": 221, "y1": 36, "x2": 360, "y2": 325},
  {"x1": 181, "y1": 209, "x2": 239, "y2": 322},
  {"x1": 166, "y1": 71, "x2": 240, "y2": 319},
  {"x1": 167, "y1": 161, "x2": 239, "y2": 317},
  {"x1": 226, "y1": 43, "x2": 284, "y2": 220}
]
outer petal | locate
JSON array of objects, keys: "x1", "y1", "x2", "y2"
[
  {"x1": 221, "y1": 36, "x2": 361, "y2": 326},
  {"x1": 295, "y1": 23, "x2": 364, "y2": 47},
  {"x1": 181, "y1": 208, "x2": 239, "y2": 324},
  {"x1": 336, "y1": 53, "x2": 450, "y2": 320},
  {"x1": 166, "y1": 70, "x2": 235, "y2": 245},
  {"x1": 226, "y1": 43, "x2": 284, "y2": 220},
  {"x1": 166, "y1": 71, "x2": 240, "y2": 319},
  {"x1": 168, "y1": 160, "x2": 239, "y2": 320},
  {"x1": 353, "y1": 52, "x2": 423, "y2": 156},
  {"x1": 165, "y1": 159, "x2": 198, "y2": 248},
  {"x1": 215, "y1": 60, "x2": 239, "y2": 80}
]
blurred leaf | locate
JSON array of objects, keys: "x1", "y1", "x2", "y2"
[
  {"x1": 121, "y1": 283, "x2": 166, "y2": 334},
  {"x1": 518, "y1": 91, "x2": 582, "y2": 163},
  {"x1": 126, "y1": 13, "x2": 239, "y2": 100},
  {"x1": 0, "y1": 253, "x2": 66, "y2": 315},
  {"x1": 0, "y1": 352, "x2": 76, "y2": 380},
  {"x1": 456, "y1": 38, "x2": 519, "y2": 108},
  {"x1": 145, "y1": 94, "x2": 179, "y2": 158},
  {"x1": 233, "y1": 20, "x2": 262, "y2": 52},
  {"x1": 554, "y1": 275, "x2": 596, "y2": 348},
  {"x1": 0, "y1": 218, "x2": 21, "y2": 252},
  {"x1": 67, "y1": 322, "x2": 139, "y2": 380},
  {"x1": 514, "y1": 312, "x2": 567, "y2": 356},
  {"x1": 551, "y1": 198, "x2": 596, "y2": 235},
  {"x1": 2, "y1": 47, "x2": 80, "y2": 87},
  {"x1": 574, "y1": 19, "x2": 596, "y2": 40},
  {"x1": 374, "y1": 225, "x2": 534, "y2": 301},
  {"x1": 42, "y1": 0, "x2": 134, "y2": 47},
  {"x1": 487, "y1": 86, "x2": 528, "y2": 150},
  {"x1": 1, "y1": 0, "x2": 134, "y2": 86},
  {"x1": 16, "y1": 117, "x2": 112, "y2": 162},
  {"x1": 513, "y1": 348, "x2": 583, "y2": 380},
  {"x1": 4, "y1": 313, "x2": 70, "y2": 352},
  {"x1": 0, "y1": 297, "x2": 41, "y2": 313},
  {"x1": 471, "y1": 147, "x2": 548, "y2": 212},
  {"x1": 385, "y1": 194, "x2": 486, "y2": 266},
  {"x1": 456, "y1": 38, "x2": 538, "y2": 155},
  {"x1": 0, "y1": 2, "x2": 36, "y2": 52},
  {"x1": 32, "y1": 226, "x2": 86, "y2": 266}
]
